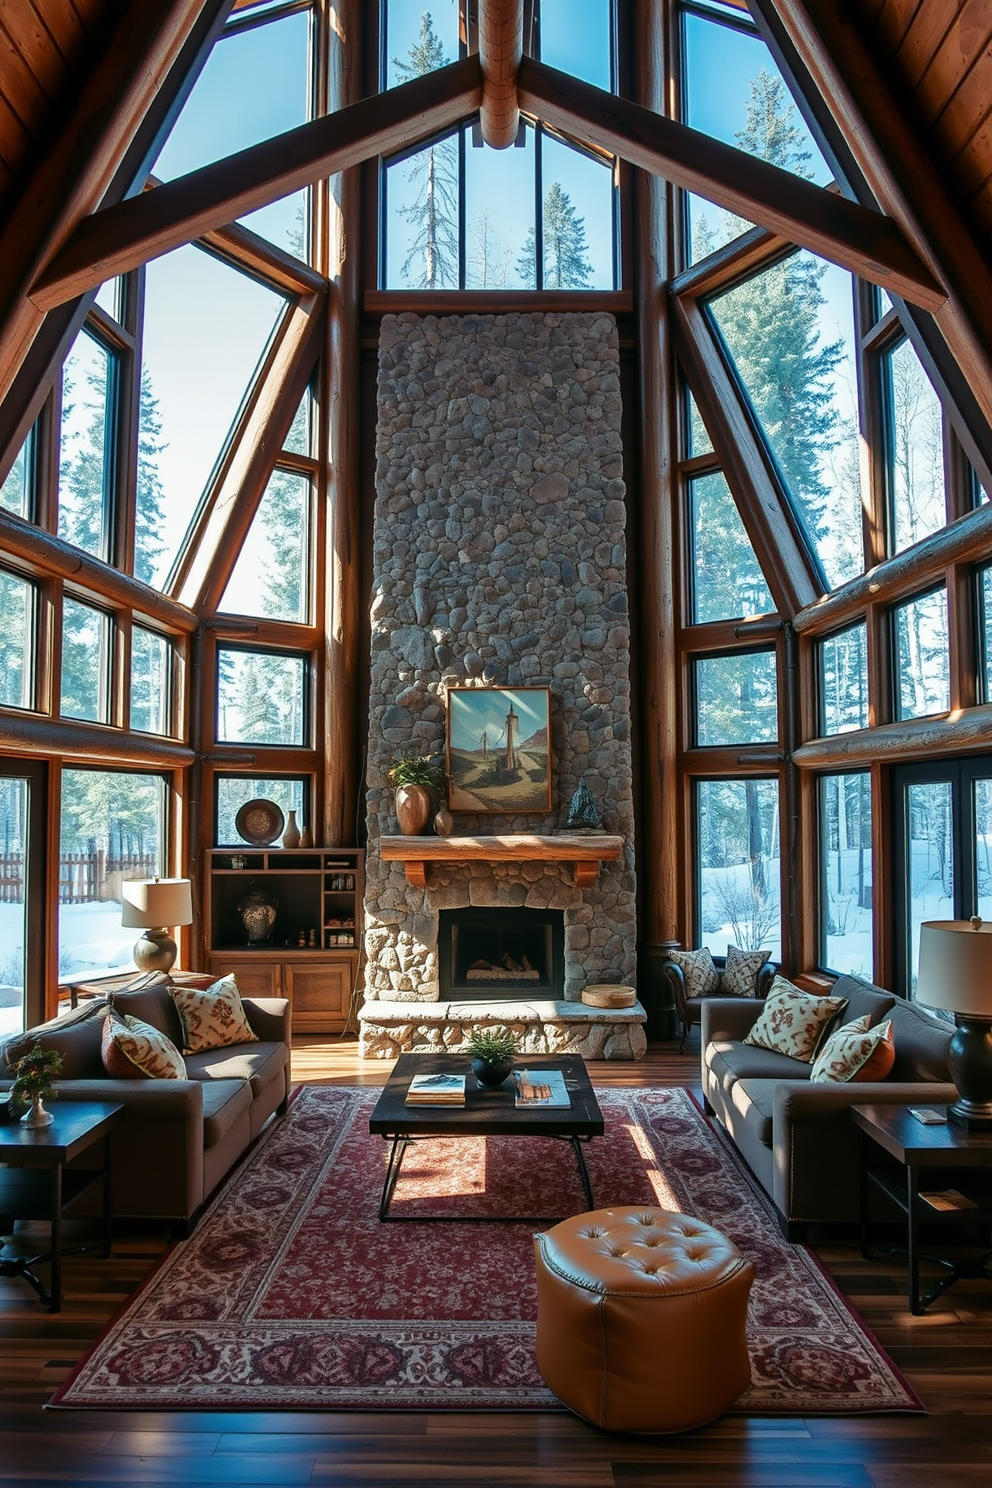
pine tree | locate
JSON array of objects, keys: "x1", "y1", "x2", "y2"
[
  {"x1": 134, "y1": 369, "x2": 167, "y2": 587},
  {"x1": 517, "y1": 181, "x2": 593, "y2": 289},
  {"x1": 393, "y1": 14, "x2": 459, "y2": 288}
]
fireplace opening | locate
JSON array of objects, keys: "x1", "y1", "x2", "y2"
[{"x1": 439, "y1": 907, "x2": 565, "y2": 1002}]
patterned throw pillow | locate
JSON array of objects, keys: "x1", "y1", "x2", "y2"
[
  {"x1": 101, "y1": 1010, "x2": 186, "y2": 1080},
  {"x1": 810, "y1": 1016, "x2": 896, "y2": 1084},
  {"x1": 168, "y1": 975, "x2": 259, "y2": 1055},
  {"x1": 743, "y1": 976, "x2": 849, "y2": 1063},
  {"x1": 719, "y1": 944, "x2": 770, "y2": 998},
  {"x1": 668, "y1": 947, "x2": 720, "y2": 999}
]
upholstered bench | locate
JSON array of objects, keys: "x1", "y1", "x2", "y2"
[{"x1": 533, "y1": 1207, "x2": 754, "y2": 1433}]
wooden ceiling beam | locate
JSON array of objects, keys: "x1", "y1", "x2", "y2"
[
  {"x1": 30, "y1": 56, "x2": 484, "y2": 310},
  {"x1": 479, "y1": 0, "x2": 523, "y2": 148},
  {"x1": 749, "y1": 0, "x2": 992, "y2": 434},
  {"x1": 516, "y1": 56, "x2": 944, "y2": 310},
  {"x1": 0, "y1": 0, "x2": 235, "y2": 410}
]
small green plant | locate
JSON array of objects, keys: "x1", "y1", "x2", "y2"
[
  {"x1": 386, "y1": 744, "x2": 445, "y2": 793},
  {"x1": 10, "y1": 1044, "x2": 62, "y2": 1107},
  {"x1": 467, "y1": 1028, "x2": 516, "y2": 1064}
]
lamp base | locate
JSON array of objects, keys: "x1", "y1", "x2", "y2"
[
  {"x1": 947, "y1": 1099, "x2": 992, "y2": 1132},
  {"x1": 946, "y1": 1016, "x2": 992, "y2": 1131},
  {"x1": 132, "y1": 929, "x2": 178, "y2": 974}
]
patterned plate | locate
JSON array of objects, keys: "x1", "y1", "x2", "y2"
[{"x1": 234, "y1": 798, "x2": 285, "y2": 845}]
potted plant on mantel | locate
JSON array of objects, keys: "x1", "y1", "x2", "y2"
[{"x1": 387, "y1": 745, "x2": 445, "y2": 836}]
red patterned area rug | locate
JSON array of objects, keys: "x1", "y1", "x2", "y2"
[{"x1": 52, "y1": 1085, "x2": 920, "y2": 1413}]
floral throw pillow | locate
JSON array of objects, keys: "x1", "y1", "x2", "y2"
[
  {"x1": 101, "y1": 1009, "x2": 187, "y2": 1080},
  {"x1": 668, "y1": 947, "x2": 720, "y2": 999},
  {"x1": 811, "y1": 1016, "x2": 896, "y2": 1084},
  {"x1": 743, "y1": 976, "x2": 849, "y2": 1063},
  {"x1": 720, "y1": 943, "x2": 770, "y2": 998},
  {"x1": 169, "y1": 975, "x2": 259, "y2": 1055}
]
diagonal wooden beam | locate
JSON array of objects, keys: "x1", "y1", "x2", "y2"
[
  {"x1": 517, "y1": 56, "x2": 944, "y2": 310},
  {"x1": 31, "y1": 56, "x2": 484, "y2": 311}
]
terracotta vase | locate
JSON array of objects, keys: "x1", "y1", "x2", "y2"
[
  {"x1": 395, "y1": 784, "x2": 432, "y2": 836},
  {"x1": 433, "y1": 807, "x2": 454, "y2": 837},
  {"x1": 282, "y1": 810, "x2": 301, "y2": 848},
  {"x1": 299, "y1": 824, "x2": 314, "y2": 848}
]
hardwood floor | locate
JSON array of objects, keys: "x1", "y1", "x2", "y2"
[{"x1": 2, "y1": 1036, "x2": 992, "y2": 1486}]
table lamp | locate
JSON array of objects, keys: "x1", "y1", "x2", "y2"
[
  {"x1": 916, "y1": 917, "x2": 992, "y2": 1130},
  {"x1": 121, "y1": 877, "x2": 193, "y2": 974}
]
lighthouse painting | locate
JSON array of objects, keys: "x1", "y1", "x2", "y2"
[{"x1": 446, "y1": 688, "x2": 552, "y2": 813}]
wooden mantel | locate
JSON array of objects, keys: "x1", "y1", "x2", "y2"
[{"x1": 379, "y1": 833, "x2": 624, "y2": 889}]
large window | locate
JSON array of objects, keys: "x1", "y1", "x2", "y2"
[
  {"x1": 694, "y1": 650, "x2": 778, "y2": 746},
  {"x1": 893, "y1": 588, "x2": 949, "y2": 720},
  {"x1": 819, "y1": 772, "x2": 872, "y2": 977},
  {"x1": 689, "y1": 470, "x2": 773, "y2": 623},
  {"x1": 216, "y1": 648, "x2": 307, "y2": 746},
  {"x1": 0, "y1": 569, "x2": 35, "y2": 711},
  {"x1": 696, "y1": 777, "x2": 781, "y2": 958},
  {"x1": 61, "y1": 599, "x2": 111, "y2": 723},
  {"x1": 215, "y1": 776, "x2": 307, "y2": 847},
  {"x1": 818, "y1": 623, "x2": 868, "y2": 736},
  {"x1": 58, "y1": 769, "x2": 166, "y2": 981}
]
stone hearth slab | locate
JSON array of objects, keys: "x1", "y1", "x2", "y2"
[{"x1": 358, "y1": 998, "x2": 647, "y2": 1061}]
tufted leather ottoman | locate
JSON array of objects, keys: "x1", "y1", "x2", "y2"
[{"x1": 533, "y1": 1206, "x2": 754, "y2": 1433}]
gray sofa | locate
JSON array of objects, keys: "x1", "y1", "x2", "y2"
[
  {"x1": 1, "y1": 977, "x2": 291, "y2": 1233},
  {"x1": 701, "y1": 975, "x2": 956, "y2": 1238}
]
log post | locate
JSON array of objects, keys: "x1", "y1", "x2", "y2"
[{"x1": 479, "y1": 0, "x2": 523, "y2": 149}]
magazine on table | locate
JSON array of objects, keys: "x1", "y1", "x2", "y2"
[
  {"x1": 405, "y1": 1072, "x2": 466, "y2": 1105},
  {"x1": 514, "y1": 1069, "x2": 571, "y2": 1108}
]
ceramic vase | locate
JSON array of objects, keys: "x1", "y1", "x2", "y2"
[
  {"x1": 238, "y1": 883, "x2": 279, "y2": 944},
  {"x1": 282, "y1": 810, "x2": 301, "y2": 848},
  {"x1": 471, "y1": 1056, "x2": 514, "y2": 1088},
  {"x1": 395, "y1": 784, "x2": 432, "y2": 836},
  {"x1": 299, "y1": 824, "x2": 313, "y2": 848},
  {"x1": 20, "y1": 1093, "x2": 54, "y2": 1128},
  {"x1": 433, "y1": 807, "x2": 454, "y2": 837}
]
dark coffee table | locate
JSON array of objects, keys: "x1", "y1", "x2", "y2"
[{"x1": 368, "y1": 1053, "x2": 604, "y2": 1221}]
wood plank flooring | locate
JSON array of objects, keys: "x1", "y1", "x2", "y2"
[{"x1": 2, "y1": 1036, "x2": 992, "y2": 1486}]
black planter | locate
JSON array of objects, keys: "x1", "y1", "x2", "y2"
[{"x1": 471, "y1": 1056, "x2": 514, "y2": 1088}]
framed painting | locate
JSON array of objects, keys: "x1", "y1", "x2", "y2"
[{"x1": 446, "y1": 687, "x2": 552, "y2": 814}]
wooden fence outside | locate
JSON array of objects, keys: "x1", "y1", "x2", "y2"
[{"x1": 0, "y1": 851, "x2": 156, "y2": 904}]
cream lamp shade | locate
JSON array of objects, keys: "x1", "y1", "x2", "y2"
[
  {"x1": 916, "y1": 918, "x2": 992, "y2": 1016},
  {"x1": 121, "y1": 878, "x2": 193, "y2": 930}
]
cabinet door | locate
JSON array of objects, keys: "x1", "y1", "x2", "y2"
[
  {"x1": 209, "y1": 958, "x2": 281, "y2": 999},
  {"x1": 285, "y1": 959, "x2": 353, "y2": 1032}
]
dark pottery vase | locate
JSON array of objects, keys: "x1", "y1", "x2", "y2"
[
  {"x1": 471, "y1": 1055, "x2": 514, "y2": 1088},
  {"x1": 238, "y1": 882, "x2": 279, "y2": 945}
]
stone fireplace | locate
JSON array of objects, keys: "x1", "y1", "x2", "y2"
[
  {"x1": 439, "y1": 908, "x2": 565, "y2": 1002},
  {"x1": 359, "y1": 311, "x2": 645, "y2": 1060}
]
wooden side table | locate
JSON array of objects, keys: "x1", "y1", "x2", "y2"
[
  {"x1": 852, "y1": 1103, "x2": 992, "y2": 1314},
  {"x1": 0, "y1": 1101, "x2": 122, "y2": 1311}
]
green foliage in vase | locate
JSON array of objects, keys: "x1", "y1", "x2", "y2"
[
  {"x1": 467, "y1": 1028, "x2": 516, "y2": 1064},
  {"x1": 10, "y1": 1045, "x2": 63, "y2": 1105},
  {"x1": 387, "y1": 744, "x2": 445, "y2": 793}
]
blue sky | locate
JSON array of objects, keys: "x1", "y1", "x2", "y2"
[{"x1": 449, "y1": 689, "x2": 549, "y2": 752}]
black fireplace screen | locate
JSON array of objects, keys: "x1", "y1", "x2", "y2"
[{"x1": 439, "y1": 907, "x2": 565, "y2": 1001}]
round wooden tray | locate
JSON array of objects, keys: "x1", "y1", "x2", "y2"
[{"x1": 580, "y1": 984, "x2": 637, "y2": 1008}]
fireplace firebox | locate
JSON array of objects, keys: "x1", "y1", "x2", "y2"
[{"x1": 438, "y1": 908, "x2": 565, "y2": 1002}]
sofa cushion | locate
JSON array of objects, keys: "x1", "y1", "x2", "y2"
[
  {"x1": 721, "y1": 944, "x2": 771, "y2": 997},
  {"x1": 829, "y1": 976, "x2": 897, "y2": 1027},
  {"x1": 668, "y1": 946, "x2": 720, "y2": 998},
  {"x1": 730, "y1": 1078, "x2": 778, "y2": 1148},
  {"x1": 744, "y1": 977, "x2": 849, "y2": 1062},
  {"x1": 810, "y1": 1016, "x2": 896, "y2": 1084},
  {"x1": 169, "y1": 975, "x2": 260, "y2": 1054},
  {"x1": 183, "y1": 1040, "x2": 288, "y2": 1099},
  {"x1": 705, "y1": 1038, "x2": 813, "y2": 1090},
  {"x1": 200, "y1": 1078, "x2": 254, "y2": 1147},
  {"x1": 1, "y1": 1000, "x2": 106, "y2": 1079},
  {"x1": 110, "y1": 980, "x2": 185, "y2": 1047},
  {"x1": 101, "y1": 1010, "x2": 187, "y2": 1080},
  {"x1": 888, "y1": 1000, "x2": 953, "y2": 1081}
]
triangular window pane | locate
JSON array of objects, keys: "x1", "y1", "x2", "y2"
[
  {"x1": 383, "y1": 2, "x2": 460, "y2": 90},
  {"x1": 683, "y1": 7, "x2": 831, "y2": 264},
  {"x1": 689, "y1": 470, "x2": 774, "y2": 623},
  {"x1": 218, "y1": 468, "x2": 311, "y2": 624},
  {"x1": 153, "y1": 9, "x2": 310, "y2": 257},
  {"x1": 708, "y1": 252, "x2": 864, "y2": 592},
  {"x1": 283, "y1": 387, "x2": 312, "y2": 457},
  {"x1": 1, "y1": 427, "x2": 32, "y2": 519},
  {"x1": 136, "y1": 246, "x2": 286, "y2": 591}
]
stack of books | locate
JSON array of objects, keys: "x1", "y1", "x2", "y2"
[{"x1": 405, "y1": 1072, "x2": 466, "y2": 1106}]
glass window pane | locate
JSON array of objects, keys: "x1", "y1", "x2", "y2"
[
  {"x1": 216, "y1": 775, "x2": 306, "y2": 846},
  {"x1": 61, "y1": 599, "x2": 110, "y2": 722},
  {"x1": 894, "y1": 588, "x2": 949, "y2": 719},
  {"x1": 686, "y1": 389, "x2": 712, "y2": 457},
  {"x1": 131, "y1": 627, "x2": 170, "y2": 735},
  {"x1": 57, "y1": 328, "x2": 112, "y2": 560},
  {"x1": 819, "y1": 772, "x2": 872, "y2": 977},
  {"x1": 219, "y1": 469, "x2": 310, "y2": 622},
  {"x1": 697, "y1": 777, "x2": 781, "y2": 958},
  {"x1": 541, "y1": 0, "x2": 613, "y2": 90},
  {"x1": 905, "y1": 780, "x2": 953, "y2": 996},
  {"x1": 976, "y1": 778, "x2": 992, "y2": 926},
  {"x1": 384, "y1": 1, "x2": 459, "y2": 90},
  {"x1": 94, "y1": 278, "x2": 122, "y2": 320},
  {"x1": 217, "y1": 648, "x2": 306, "y2": 745},
  {"x1": 982, "y1": 566, "x2": 992, "y2": 703},
  {"x1": 1, "y1": 428, "x2": 32, "y2": 518},
  {"x1": 695, "y1": 650, "x2": 778, "y2": 745},
  {"x1": 0, "y1": 570, "x2": 34, "y2": 709},
  {"x1": 59, "y1": 769, "x2": 166, "y2": 980},
  {"x1": 818, "y1": 623, "x2": 868, "y2": 735},
  {"x1": 886, "y1": 337, "x2": 946, "y2": 552},
  {"x1": 690, "y1": 471, "x2": 773, "y2": 624},
  {"x1": 466, "y1": 121, "x2": 535, "y2": 289},
  {"x1": 383, "y1": 130, "x2": 461, "y2": 289},
  {"x1": 137, "y1": 246, "x2": 286, "y2": 590},
  {"x1": 683, "y1": 9, "x2": 830, "y2": 263},
  {"x1": 538, "y1": 136, "x2": 615, "y2": 289},
  {"x1": 0, "y1": 777, "x2": 29, "y2": 1037},
  {"x1": 710, "y1": 254, "x2": 864, "y2": 590},
  {"x1": 154, "y1": 9, "x2": 311, "y2": 256},
  {"x1": 283, "y1": 389, "x2": 312, "y2": 457}
]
